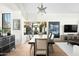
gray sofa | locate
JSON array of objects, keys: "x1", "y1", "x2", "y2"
[{"x1": 67, "y1": 35, "x2": 79, "y2": 45}]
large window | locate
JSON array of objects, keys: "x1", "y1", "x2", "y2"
[{"x1": 2, "y1": 13, "x2": 11, "y2": 34}]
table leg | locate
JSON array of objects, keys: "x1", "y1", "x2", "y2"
[
  {"x1": 34, "y1": 44, "x2": 35, "y2": 56},
  {"x1": 47, "y1": 44, "x2": 49, "y2": 56},
  {"x1": 30, "y1": 44, "x2": 32, "y2": 55},
  {"x1": 30, "y1": 44, "x2": 35, "y2": 56}
]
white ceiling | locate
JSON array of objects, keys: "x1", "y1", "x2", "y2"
[
  {"x1": 1, "y1": 3, "x2": 79, "y2": 19},
  {"x1": 20, "y1": 3, "x2": 79, "y2": 13},
  {"x1": 2, "y1": 3, "x2": 79, "y2": 13}
]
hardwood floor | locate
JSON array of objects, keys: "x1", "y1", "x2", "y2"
[
  {"x1": 7, "y1": 43, "x2": 30, "y2": 56},
  {"x1": 6, "y1": 42, "x2": 67, "y2": 56},
  {"x1": 52, "y1": 43, "x2": 68, "y2": 56}
]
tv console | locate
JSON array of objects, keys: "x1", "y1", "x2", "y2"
[{"x1": 0, "y1": 35, "x2": 15, "y2": 55}]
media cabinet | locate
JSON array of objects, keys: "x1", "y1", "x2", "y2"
[{"x1": 0, "y1": 35, "x2": 15, "y2": 55}]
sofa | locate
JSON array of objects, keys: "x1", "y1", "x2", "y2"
[{"x1": 67, "y1": 34, "x2": 79, "y2": 45}]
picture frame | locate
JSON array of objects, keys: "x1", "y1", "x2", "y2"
[
  {"x1": 13, "y1": 19, "x2": 20, "y2": 30},
  {"x1": 24, "y1": 22, "x2": 32, "y2": 35},
  {"x1": 49, "y1": 22, "x2": 60, "y2": 38}
]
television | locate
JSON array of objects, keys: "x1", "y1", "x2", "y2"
[{"x1": 64, "y1": 25, "x2": 78, "y2": 32}]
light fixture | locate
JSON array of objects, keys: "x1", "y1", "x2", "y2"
[{"x1": 37, "y1": 3, "x2": 47, "y2": 14}]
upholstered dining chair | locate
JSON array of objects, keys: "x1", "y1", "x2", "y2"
[
  {"x1": 48, "y1": 32, "x2": 54, "y2": 55},
  {"x1": 50, "y1": 33, "x2": 54, "y2": 40},
  {"x1": 35, "y1": 39, "x2": 48, "y2": 56},
  {"x1": 48, "y1": 32, "x2": 54, "y2": 40},
  {"x1": 48, "y1": 32, "x2": 52, "y2": 39}
]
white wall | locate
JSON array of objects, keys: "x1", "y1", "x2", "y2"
[
  {"x1": 0, "y1": 4, "x2": 79, "y2": 43},
  {"x1": 26, "y1": 13, "x2": 79, "y2": 35},
  {"x1": 23, "y1": 13, "x2": 79, "y2": 41},
  {"x1": 11, "y1": 11, "x2": 23, "y2": 45},
  {"x1": 0, "y1": 4, "x2": 13, "y2": 34},
  {"x1": 0, "y1": 4, "x2": 25, "y2": 44},
  {"x1": 0, "y1": 4, "x2": 12, "y2": 29}
]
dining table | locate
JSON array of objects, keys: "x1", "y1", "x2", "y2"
[{"x1": 28, "y1": 35, "x2": 55, "y2": 56}]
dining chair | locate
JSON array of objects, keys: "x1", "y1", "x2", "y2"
[
  {"x1": 48, "y1": 32, "x2": 54, "y2": 55},
  {"x1": 48, "y1": 32, "x2": 54, "y2": 40},
  {"x1": 35, "y1": 39, "x2": 48, "y2": 56},
  {"x1": 50, "y1": 33, "x2": 54, "y2": 40},
  {"x1": 48, "y1": 32, "x2": 52, "y2": 39}
]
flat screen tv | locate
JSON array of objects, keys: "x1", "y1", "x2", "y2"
[{"x1": 64, "y1": 25, "x2": 78, "y2": 32}]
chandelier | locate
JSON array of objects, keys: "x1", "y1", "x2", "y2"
[{"x1": 37, "y1": 3, "x2": 47, "y2": 14}]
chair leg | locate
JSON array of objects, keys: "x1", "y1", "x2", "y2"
[{"x1": 49, "y1": 44, "x2": 53, "y2": 56}]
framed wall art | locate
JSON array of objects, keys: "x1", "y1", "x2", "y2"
[
  {"x1": 24, "y1": 22, "x2": 32, "y2": 35},
  {"x1": 13, "y1": 19, "x2": 20, "y2": 30},
  {"x1": 49, "y1": 22, "x2": 60, "y2": 38}
]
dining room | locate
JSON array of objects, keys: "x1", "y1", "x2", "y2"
[{"x1": 0, "y1": 3, "x2": 79, "y2": 56}]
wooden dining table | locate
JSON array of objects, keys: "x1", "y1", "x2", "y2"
[{"x1": 28, "y1": 35, "x2": 54, "y2": 56}]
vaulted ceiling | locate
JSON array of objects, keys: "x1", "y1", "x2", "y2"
[
  {"x1": 2, "y1": 3, "x2": 79, "y2": 13},
  {"x1": 1, "y1": 3, "x2": 79, "y2": 19}
]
